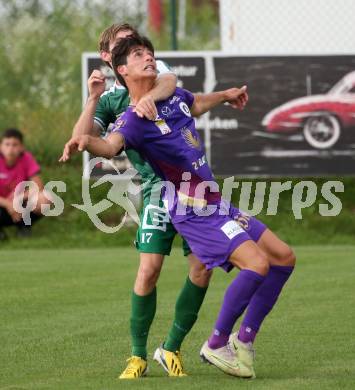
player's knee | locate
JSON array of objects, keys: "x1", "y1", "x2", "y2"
[
  {"x1": 137, "y1": 262, "x2": 162, "y2": 287},
  {"x1": 283, "y1": 246, "x2": 296, "y2": 267},
  {"x1": 274, "y1": 244, "x2": 296, "y2": 267},
  {"x1": 251, "y1": 250, "x2": 269, "y2": 276}
]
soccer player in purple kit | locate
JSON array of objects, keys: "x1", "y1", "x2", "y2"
[{"x1": 61, "y1": 35, "x2": 296, "y2": 378}]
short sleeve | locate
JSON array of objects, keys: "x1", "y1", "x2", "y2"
[
  {"x1": 181, "y1": 88, "x2": 195, "y2": 108},
  {"x1": 111, "y1": 112, "x2": 143, "y2": 150},
  {"x1": 24, "y1": 152, "x2": 40, "y2": 178},
  {"x1": 156, "y1": 60, "x2": 174, "y2": 76},
  {"x1": 94, "y1": 94, "x2": 116, "y2": 133}
]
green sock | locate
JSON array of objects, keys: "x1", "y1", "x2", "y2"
[
  {"x1": 164, "y1": 277, "x2": 208, "y2": 352},
  {"x1": 130, "y1": 287, "x2": 157, "y2": 359}
]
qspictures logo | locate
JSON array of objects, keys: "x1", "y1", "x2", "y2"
[{"x1": 12, "y1": 159, "x2": 344, "y2": 233}]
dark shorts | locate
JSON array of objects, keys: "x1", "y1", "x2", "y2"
[
  {"x1": 0, "y1": 207, "x2": 42, "y2": 227},
  {"x1": 173, "y1": 206, "x2": 267, "y2": 272}
]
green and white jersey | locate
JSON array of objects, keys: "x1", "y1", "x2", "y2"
[
  {"x1": 93, "y1": 60, "x2": 172, "y2": 204},
  {"x1": 94, "y1": 84, "x2": 129, "y2": 133}
]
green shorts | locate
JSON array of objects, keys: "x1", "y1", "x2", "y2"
[{"x1": 135, "y1": 203, "x2": 191, "y2": 256}]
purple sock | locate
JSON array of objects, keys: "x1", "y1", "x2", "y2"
[
  {"x1": 208, "y1": 269, "x2": 265, "y2": 349},
  {"x1": 208, "y1": 329, "x2": 229, "y2": 349},
  {"x1": 238, "y1": 265, "x2": 294, "y2": 344}
]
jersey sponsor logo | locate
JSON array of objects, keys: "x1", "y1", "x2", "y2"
[
  {"x1": 179, "y1": 102, "x2": 191, "y2": 117},
  {"x1": 169, "y1": 95, "x2": 180, "y2": 105},
  {"x1": 181, "y1": 127, "x2": 201, "y2": 150},
  {"x1": 161, "y1": 106, "x2": 174, "y2": 117},
  {"x1": 142, "y1": 204, "x2": 170, "y2": 231},
  {"x1": 155, "y1": 118, "x2": 172, "y2": 135},
  {"x1": 234, "y1": 211, "x2": 251, "y2": 231},
  {"x1": 221, "y1": 220, "x2": 245, "y2": 239}
]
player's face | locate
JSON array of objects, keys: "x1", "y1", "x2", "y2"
[
  {"x1": 100, "y1": 29, "x2": 134, "y2": 66},
  {"x1": 125, "y1": 46, "x2": 157, "y2": 82},
  {"x1": 0, "y1": 137, "x2": 24, "y2": 164}
]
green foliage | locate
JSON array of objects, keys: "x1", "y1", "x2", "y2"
[
  {"x1": 150, "y1": 0, "x2": 220, "y2": 50},
  {"x1": 0, "y1": 0, "x2": 142, "y2": 165},
  {"x1": 0, "y1": 0, "x2": 219, "y2": 166}
]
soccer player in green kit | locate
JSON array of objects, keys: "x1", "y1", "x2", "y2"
[{"x1": 72, "y1": 24, "x2": 248, "y2": 378}]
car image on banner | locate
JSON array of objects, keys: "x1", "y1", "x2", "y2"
[{"x1": 262, "y1": 71, "x2": 355, "y2": 149}]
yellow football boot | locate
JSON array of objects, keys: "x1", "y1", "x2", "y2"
[
  {"x1": 153, "y1": 345, "x2": 187, "y2": 377},
  {"x1": 119, "y1": 356, "x2": 148, "y2": 379}
]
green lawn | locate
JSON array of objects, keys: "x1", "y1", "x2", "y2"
[{"x1": 1, "y1": 246, "x2": 354, "y2": 390}]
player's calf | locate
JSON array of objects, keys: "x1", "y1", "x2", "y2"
[
  {"x1": 134, "y1": 253, "x2": 164, "y2": 295},
  {"x1": 233, "y1": 231, "x2": 296, "y2": 347},
  {"x1": 188, "y1": 253, "x2": 212, "y2": 288}
]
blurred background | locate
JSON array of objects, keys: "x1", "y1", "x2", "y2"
[{"x1": 1, "y1": 0, "x2": 354, "y2": 248}]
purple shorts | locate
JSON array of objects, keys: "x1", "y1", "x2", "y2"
[{"x1": 173, "y1": 206, "x2": 267, "y2": 272}]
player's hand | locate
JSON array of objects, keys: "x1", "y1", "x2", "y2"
[
  {"x1": 59, "y1": 135, "x2": 90, "y2": 162},
  {"x1": 134, "y1": 94, "x2": 158, "y2": 120},
  {"x1": 224, "y1": 86, "x2": 249, "y2": 110},
  {"x1": 88, "y1": 70, "x2": 106, "y2": 99}
]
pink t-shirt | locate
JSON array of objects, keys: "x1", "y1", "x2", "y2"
[{"x1": 0, "y1": 151, "x2": 41, "y2": 198}]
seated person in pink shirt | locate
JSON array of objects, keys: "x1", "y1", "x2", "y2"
[{"x1": 0, "y1": 128, "x2": 51, "y2": 239}]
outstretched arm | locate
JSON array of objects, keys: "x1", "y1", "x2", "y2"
[
  {"x1": 59, "y1": 133, "x2": 124, "y2": 162},
  {"x1": 191, "y1": 86, "x2": 248, "y2": 117}
]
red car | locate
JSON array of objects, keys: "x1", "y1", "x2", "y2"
[{"x1": 262, "y1": 71, "x2": 355, "y2": 149}]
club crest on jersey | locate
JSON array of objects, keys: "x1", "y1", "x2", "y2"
[
  {"x1": 181, "y1": 127, "x2": 201, "y2": 150},
  {"x1": 114, "y1": 119, "x2": 126, "y2": 130},
  {"x1": 179, "y1": 102, "x2": 191, "y2": 117}
]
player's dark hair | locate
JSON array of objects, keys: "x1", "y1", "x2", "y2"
[
  {"x1": 111, "y1": 35, "x2": 155, "y2": 90},
  {"x1": 1, "y1": 128, "x2": 24, "y2": 143}
]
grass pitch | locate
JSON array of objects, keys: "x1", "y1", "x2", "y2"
[{"x1": 1, "y1": 246, "x2": 354, "y2": 389}]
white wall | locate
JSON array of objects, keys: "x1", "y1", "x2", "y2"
[{"x1": 220, "y1": 0, "x2": 355, "y2": 54}]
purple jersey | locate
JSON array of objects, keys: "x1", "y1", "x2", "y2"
[
  {"x1": 112, "y1": 87, "x2": 221, "y2": 221},
  {"x1": 112, "y1": 87, "x2": 267, "y2": 271}
]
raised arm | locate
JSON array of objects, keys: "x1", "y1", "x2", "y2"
[
  {"x1": 59, "y1": 133, "x2": 124, "y2": 162},
  {"x1": 191, "y1": 86, "x2": 248, "y2": 117},
  {"x1": 72, "y1": 70, "x2": 106, "y2": 138}
]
